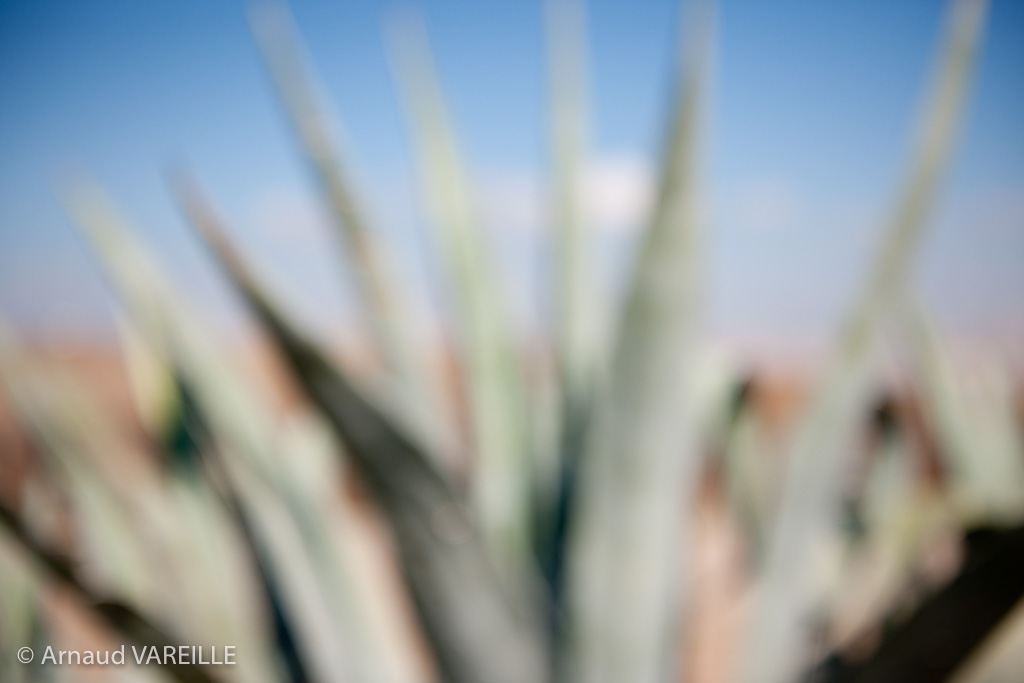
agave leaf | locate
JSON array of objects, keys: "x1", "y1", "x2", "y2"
[
  {"x1": 953, "y1": 598, "x2": 1024, "y2": 683},
  {"x1": 738, "y1": 2, "x2": 990, "y2": 681},
  {"x1": 185, "y1": 191, "x2": 551, "y2": 683},
  {"x1": 903, "y1": 303, "x2": 1024, "y2": 525},
  {"x1": 115, "y1": 309, "x2": 179, "y2": 440},
  {"x1": 715, "y1": 376, "x2": 774, "y2": 564},
  {"x1": 0, "y1": 319, "x2": 276, "y2": 677},
  {"x1": 167, "y1": 472, "x2": 282, "y2": 682},
  {"x1": 248, "y1": 3, "x2": 454, "y2": 463},
  {"x1": 547, "y1": 0, "x2": 596, "y2": 419},
  {"x1": 0, "y1": 320, "x2": 159, "y2": 610},
  {"x1": 163, "y1": 369, "x2": 313, "y2": 683},
  {"x1": 218, "y1": 478, "x2": 314, "y2": 683},
  {"x1": 830, "y1": 432, "x2": 918, "y2": 640},
  {"x1": 0, "y1": 500, "x2": 222, "y2": 683},
  {"x1": 816, "y1": 524, "x2": 1024, "y2": 683},
  {"x1": 822, "y1": 416, "x2": 959, "y2": 654},
  {"x1": 0, "y1": 528, "x2": 40, "y2": 683},
  {"x1": 534, "y1": 0, "x2": 597, "y2": 601},
  {"x1": 386, "y1": 12, "x2": 540, "y2": 594},
  {"x1": 563, "y1": 2, "x2": 715, "y2": 681},
  {"x1": 65, "y1": 184, "x2": 407, "y2": 683}
]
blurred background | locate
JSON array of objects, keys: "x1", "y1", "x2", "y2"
[
  {"x1": 1, "y1": 0, "x2": 1021, "y2": 354},
  {"x1": 0, "y1": 0, "x2": 1022, "y2": 682}
]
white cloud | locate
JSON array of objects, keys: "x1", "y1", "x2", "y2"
[
  {"x1": 474, "y1": 154, "x2": 656, "y2": 235},
  {"x1": 582, "y1": 155, "x2": 655, "y2": 233},
  {"x1": 240, "y1": 155, "x2": 659, "y2": 245}
]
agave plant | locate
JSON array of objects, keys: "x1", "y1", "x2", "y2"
[{"x1": 2, "y1": 0, "x2": 1022, "y2": 682}]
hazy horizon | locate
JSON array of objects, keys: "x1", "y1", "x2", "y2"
[{"x1": 1, "y1": 0, "x2": 1022, "y2": 360}]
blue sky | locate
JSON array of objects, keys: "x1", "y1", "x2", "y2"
[{"x1": 0, "y1": 0, "x2": 1021, "y2": 354}]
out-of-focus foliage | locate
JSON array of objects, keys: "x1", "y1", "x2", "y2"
[{"x1": 2, "y1": 1, "x2": 1022, "y2": 683}]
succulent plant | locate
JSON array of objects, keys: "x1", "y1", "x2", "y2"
[{"x1": 2, "y1": 1, "x2": 1022, "y2": 682}]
